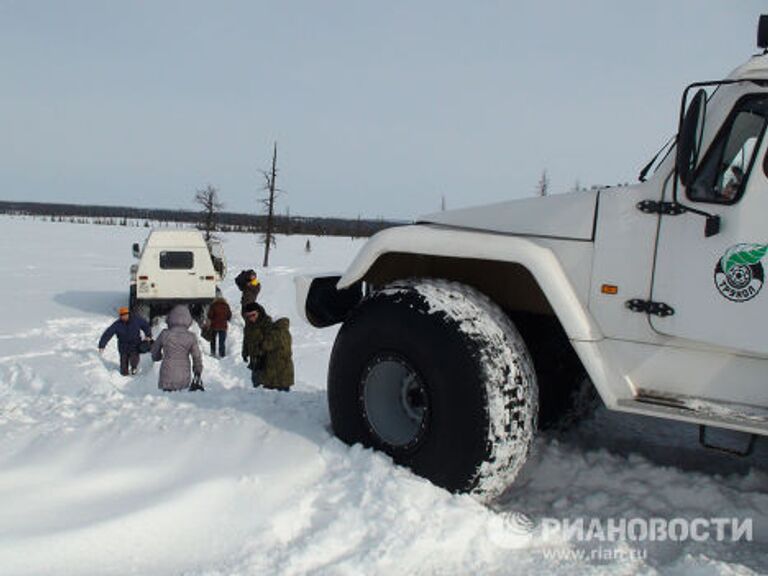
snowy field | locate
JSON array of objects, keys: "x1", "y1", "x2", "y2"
[{"x1": 0, "y1": 216, "x2": 766, "y2": 575}]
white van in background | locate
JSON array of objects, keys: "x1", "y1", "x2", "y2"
[{"x1": 129, "y1": 229, "x2": 226, "y2": 322}]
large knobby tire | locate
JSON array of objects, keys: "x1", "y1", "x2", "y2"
[{"x1": 328, "y1": 279, "x2": 538, "y2": 500}]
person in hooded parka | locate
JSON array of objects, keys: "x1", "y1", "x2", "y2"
[{"x1": 151, "y1": 305, "x2": 203, "y2": 391}]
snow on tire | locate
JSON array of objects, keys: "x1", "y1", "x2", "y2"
[{"x1": 328, "y1": 278, "x2": 538, "y2": 500}]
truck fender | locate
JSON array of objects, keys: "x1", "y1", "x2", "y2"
[{"x1": 337, "y1": 225, "x2": 603, "y2": 342}]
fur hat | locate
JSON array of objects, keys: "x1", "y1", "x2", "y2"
[{"x1": 243, "y1": 302, "x2": 263, "y2": 315}]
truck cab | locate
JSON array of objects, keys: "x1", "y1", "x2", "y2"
[{"x1": 297, "y1": 17, "x2": 768, "y2": 500}]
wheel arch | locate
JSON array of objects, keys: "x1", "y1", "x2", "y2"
[
  {"x1": 363, "y1": 252, "x2": 553, "y2": 317},
  {"x1": 339, "y1": 225, "x2": 602, "y2": 342}
]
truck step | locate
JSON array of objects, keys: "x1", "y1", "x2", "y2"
[{"x1": 617, "y1": 392, "x2": 768, "y2": 437}]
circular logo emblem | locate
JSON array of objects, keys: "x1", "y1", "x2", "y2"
[{"x1": 714, "y1": 243, "x2": 767, "y2": 303}]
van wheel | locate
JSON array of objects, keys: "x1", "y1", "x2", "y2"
[
  {"x1": 129, "y1": 286, "x2": 154, "y2": 322},
  {"x1": 135, "y1": 300, "x2": 151, "y2": 324},
  {"x1": 189, "y1": 303, "x2": 207, "y2": 327},
  {"x1": 328, "y1": 279, "x2": 538, "y2": 500},
  {"x1": 129, "y1": 286, "x2": 137, "y2": 310}
]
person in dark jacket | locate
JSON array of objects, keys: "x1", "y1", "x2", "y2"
[
  {"x1": 206, "y1": 297, "x2": 232, "y2": 357},
  {"x1": 98, "y1": 306, "x2": 152, "y2": 375},
  {"x1": 241, "y1": 302, "x2": 294, "y2": 390},
  {"x1": 236, "y1": 270, "x2": 261, "y2": 318},
  {"x1": 151, "y1": 305, "x2": 203, "y2": 392}
]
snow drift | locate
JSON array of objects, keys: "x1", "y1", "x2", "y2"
[{"x1": 0, "y1": 217, "x2": 766, "y2": 575}]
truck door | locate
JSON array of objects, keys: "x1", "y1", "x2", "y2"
[{"x1": 650, "y1": 94, "x2": 768, "y2": 357}]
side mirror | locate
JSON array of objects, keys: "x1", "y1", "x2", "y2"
[
  {"x1": 132, "y1": 243, "x2": 140, "y2": 258},
  {"x1": 758, "y1": 14, "x2": 768, "y2": 49},
  {"x1": 676, "y1": 88, "x2": 707, "y2": 187}
]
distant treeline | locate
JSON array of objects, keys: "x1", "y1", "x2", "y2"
[{"x1": 0, "y1": 200, "x2": 407, "y2": 238}]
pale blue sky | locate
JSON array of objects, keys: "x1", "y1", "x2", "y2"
[{"x1": 1, "y1": 1, "x2": 764, "y2": 219}]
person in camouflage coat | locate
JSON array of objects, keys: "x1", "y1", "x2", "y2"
[{"x1": 241, "y1": 302, "x2": 294, "y2": 390}]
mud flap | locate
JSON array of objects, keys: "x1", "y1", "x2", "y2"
[{"x1": 296, "y1": 275, "x2": 364, "y2": 328}]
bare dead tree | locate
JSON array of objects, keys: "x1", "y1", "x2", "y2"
[
  {"x1": 537, "y1": 169, "x2": 549, "y2": 197},
  {"x1": 194, "y1": 184, "x2": 224, "y2": 242},
  {"x1": 260, "y1": 142, "x2": 281, "y2": 267}
]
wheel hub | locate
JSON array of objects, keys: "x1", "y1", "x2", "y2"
[{"x1": 361, "y1": 355, "x2": 428, "y2": 448}]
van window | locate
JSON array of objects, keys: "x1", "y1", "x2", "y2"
[{"x1": 160, "y1": 251, "x2": 194, "y2": 270}]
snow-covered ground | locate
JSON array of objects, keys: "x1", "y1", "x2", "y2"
[{"x1": 0, "y1": 216, "x2": 766, "y2": 575}]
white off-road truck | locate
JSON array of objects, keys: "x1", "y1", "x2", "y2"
[
  {"x1": 130, "y1": 229, "x2": 226, "y2": 322},
  {"x1": 297, "y1": 17, "x2": 768, "y2": 500}
]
